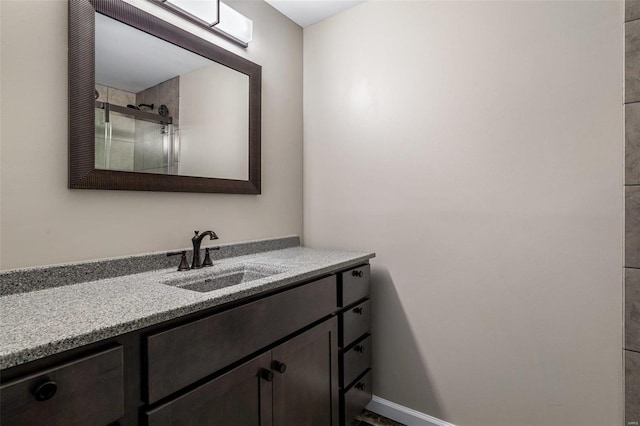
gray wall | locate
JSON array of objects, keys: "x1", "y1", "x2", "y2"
[
  {"x1": 0, "y1": 0, "x2": 303, "y2": 270},
  {"x1": 625, "y1": 1, "x2": 640, "y2": 424},
  {"x1": 303, "y1": 2, "x2": 623, "y2": 425}
]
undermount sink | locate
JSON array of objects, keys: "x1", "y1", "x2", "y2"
[{"x1": 162, "y1": 263, "x2": 288, "y2": 293}]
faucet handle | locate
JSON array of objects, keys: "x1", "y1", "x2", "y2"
[
  {"x1": 202, "y1": 246, "x2": 220, "y2": 267},
  {"x1": 167, "y1": 250, "x2": 190, "y2": 271}
]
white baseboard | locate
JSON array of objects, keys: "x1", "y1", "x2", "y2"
[{"x1": 366, "y1": 395, "x2": 456, "y2": 426}]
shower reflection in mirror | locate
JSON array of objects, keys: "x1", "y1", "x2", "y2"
[{"x1": 94, "y1": 82, "x2": 179, "y2": 175}]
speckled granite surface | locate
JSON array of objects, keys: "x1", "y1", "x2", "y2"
[
  {"x1": 0, "y1": 240, "x2": 374, "y2": 370},
  {"x1": 0, "y1": 236, "x2": 300, "y2": 296}
]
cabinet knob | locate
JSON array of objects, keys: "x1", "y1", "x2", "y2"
[
  {"x1": 260, "y1": 369, "x2": 274, "y2": 382},
  {"x1": 355, "y1": 382, "x2": 366, "y2": 391},
  {"x1": 354, "y1": 345, "x2": 365, "y2": 353},
  {"x1": 352, "y1": 270, "x2": 363, "y2": 278},
  {"x1": 352, "y1": 307, "x2": 364, "y2": 315},
  {"x1": 272, "y1": 361, "x2": 287, "y2": 374},
  {"x1": 32, "y1": 379, "x2": 57, "y2": 401}
]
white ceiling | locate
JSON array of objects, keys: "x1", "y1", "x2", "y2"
[
  {"x1": 264, "y1": 0, "x2": 367, "y2": 28},
  {"x1": 95, "y1": 1, "x2": 367, "y2": 92}
]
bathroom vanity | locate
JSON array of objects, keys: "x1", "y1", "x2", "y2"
[{"x1": 0, "y1": 238, "x2": 374, "y2": 425}]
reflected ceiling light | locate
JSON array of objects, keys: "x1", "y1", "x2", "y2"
[
  {"x1": 212, "y1": 2, "x2": 253, "y2": 47},
  {"x1": 160, "y1": 0, "x2": 220, "y2": 25}
]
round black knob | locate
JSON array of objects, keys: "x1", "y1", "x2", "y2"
[
  {"x1": 260, "y1": 369, "x2": 274, "y2": 382},
  {"x1": 355, "y1": 382, "x2": 366, "y2": 391},
  {"x1": 354, "y1": 345, "x2": 365, "y2": 353},
  {"x1": 158, "y1": 104, "x2": 169, "y2": 117},
  {"x1": 352, "y1": 270, "x2": 363, "y2": 278},
  {"x1": 272, "y1": 361, "x2": 287, "y2": 374},
  {"x1": 32, "y1": 380, "x2": 57, "y2": 401},
  {"x1": 353, "y1": 307, "x2": 364, "y2": 315}
]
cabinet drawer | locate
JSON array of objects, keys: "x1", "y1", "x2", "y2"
[
  {"x1": 0, "y1": 346, "x2": 124, "y2": 426},
  {"x1": 342, "y1": 370, "x2": 372, "y2": 426},
  {"x1": 146, "y1": 275, "x2": 336, "y2": 403},
  {"x1": 342, "y1": 335, "x2": 371, "y2": 389},
  {"x1": 339, "y1": 265, "x2": 370, "y2": 307},
  {"x1": 340, "y1": 299, "x2": 371, "y2": 348}
]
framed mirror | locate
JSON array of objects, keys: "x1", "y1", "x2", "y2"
[{"x1": 69, "y1": 0, "x2": 261, "y2": 194}]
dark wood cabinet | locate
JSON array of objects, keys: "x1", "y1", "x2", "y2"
[
  {"x1": 338, "y1": 265, "x2": 370, "y2": 308},
  {"x1": 338, "y1": 267, "x2": 372, "y2": 426},
  {"x1": 1, "y1": 263, "x2": 371, "y2": 426},
  {"x1": 0, "y1": 346, "x2": 124, "y2": 426},
  {"x1": 273, "y1": 319, "x2": 339, "y2": 426},
  {"x1": 342, "y1": 335, "x2": 372, "y2": 389},
  {"x1": 148, "y1": 318, "x2": 338, "y2": 426},
  {"x1": 340, "y1": 299, "x2": 371, "y2": 349},
  {"x1": 146, "y1": 352, "x2": 272, "y2": 426},
  {"x1": 146, "y1": 276, "x2": 336, "y2": 403},
  {"x1": 343, "y1": 371, "x2": 372, "y2": 424}
]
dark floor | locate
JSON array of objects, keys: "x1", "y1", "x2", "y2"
[{"x1": 352, "y1": 410, "x2": 406, "y2": 426}]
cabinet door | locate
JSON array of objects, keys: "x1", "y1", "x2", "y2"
[
  {"x1": 272, "y1": 318, "x2": 339, "y2": 426},
  {"x1": 147, "y1": 275, "x2": 336, "y2": 403},
  {"x1": 146, "y1": 352, "x2": 272, "y2": 426}
]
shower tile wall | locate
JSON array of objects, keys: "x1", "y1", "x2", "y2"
[
  {"x1": 95, "y1": 84, "x2": 135, "y2": 171},
  {"x1": 135, "y1": 77, "x2": 180, "y2": 174},
  {"x1": 136, "y1": 77, "x2": 180, "y2": 125},
  {"x1": 628, "y1": 269, "x2": 640, "y2": 353},
  {"x1": 626, "y1": 2, "x2": 640, "y2": 425}
]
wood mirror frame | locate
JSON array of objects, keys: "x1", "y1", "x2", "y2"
[{"x1": 69, "y1": 0, "x2": 261, "y2": 194}]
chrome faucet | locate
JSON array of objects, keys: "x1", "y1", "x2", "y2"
[{"x1": 191, "y1": 230, "x2": 219, "y2": 269}]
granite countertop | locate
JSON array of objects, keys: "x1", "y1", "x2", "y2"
[{"x1": 0, "y1": 242, "x2": 374, "y2": 370}]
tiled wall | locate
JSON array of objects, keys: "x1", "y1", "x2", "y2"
[
  {"x1": 626, "y1": 2, "x2": 640, "y2": 424},
  {"x1": 136, "y1": 77, "x2": 180, "y2": 126},
  {"x1": 95, "y1": 79, "x2": 179, "y2": 174}
]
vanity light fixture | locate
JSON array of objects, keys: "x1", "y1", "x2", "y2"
[
  {"x1": 159, "y1": 0, "x2": 220, "y2": 26},
  {"x1": 151, "y1": 0, "x2": 252, "y2": 47},
  {"x1": 212, "y1": 2, "x2": 253, "y2": 47}
]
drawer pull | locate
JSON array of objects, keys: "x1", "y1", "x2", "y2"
[
  {"x1": 272, "y1": 361, "x2": 287, "y2": 374},
  {"x1": 352, "y1": 307, "x2": 364, "y2": 315},
  {"x1": 260, "y1": 369, "x2": 274, "y2": 382},
  {"x1": 354, "y1": 345, "x2": 365, "y2": 353},
  {"x1": 32, "y1": 379, "x2": 57, "y2": 401},
  {"x1": 352, "y1": 270, "x2": 363, "y2": 278},
  {"x1": 355, "y1": 382, "x2": 366, "y2": 391}
]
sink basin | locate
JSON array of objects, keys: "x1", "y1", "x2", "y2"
[{"x1": 162, "y1": 263, "x2": 288, "y2": 292}]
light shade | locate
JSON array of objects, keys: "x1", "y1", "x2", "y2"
[
  {"x1": 163, "y1": 0, "x2": 219, "y2": 25},
  {"x1": 213, "y1": 2, "x2": 253, "y2": 46}
]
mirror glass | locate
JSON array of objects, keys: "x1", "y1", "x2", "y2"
[{"x1": 94, "y1": 13, "x2": 249, "y2": 180}]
